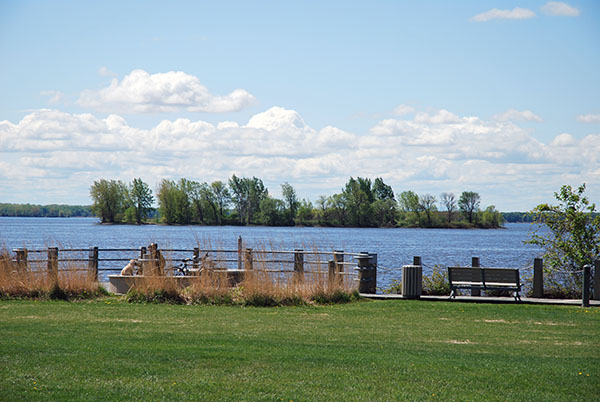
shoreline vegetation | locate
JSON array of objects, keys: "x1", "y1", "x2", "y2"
[
  {"x1": 2, "y1": 176, "x2": 548, "y2": 228},
  {"x1": 3, "y1": 176, "x2": 526, "y2": 228}
]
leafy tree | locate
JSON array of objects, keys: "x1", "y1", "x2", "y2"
[
  {"x1": 90, "y1": 179, "x2": 127, "y2": 223},
  {"x1": 128, "y1": 178, "x2": 154, "y2": 224},
  {"x1": 458, "y1": 191, "x2": 480, "y2": 224},
  {"x1": 373, "y1": 177, "x2": 395, "y2": 201},
  {"x1": 328, "y1": 193, "x2": 348, "y2": 226},
  {"x1": 281, "y1": 182, "x2": 299, "y2": 225},
  {"x1": 480, "y1": 205, "x2": 503, "y2": 228},
  {"x1": 315, "y1": 195, "x2": 329, "y2": 226},
  {"x1": 296, "y1": 199, "x2": 314, "y2": 226},
  {"x1": 258, "y1": 197, "x2": 285, "y2": 226},
  {"x1": 398, "y1": 190, "x2": 421, "y2": 225},
  {"x1": 228, "y1": 175, "x2": 268, "y2": 224},
  {"x1": 211, "y1": 181, "x2": 231, "y2": 225},
  {"x1": 527, "y1": 184, "x2": 600, "y2": 288},
  {"x1": 343, "y1": 177, "x2": 374, "y2": 226},
  {"x1": 156, "y1": 179, "x2": 193, "y2": 224},
  {"x1": 419, "y1": 194, "x2": 437, "y2": 226},
  {"x1": 372, "y1": 198, "x2": 398, "y2": 227},
  {"x1": 440, "y1": 192, "x2": 457, "y2": 224}
]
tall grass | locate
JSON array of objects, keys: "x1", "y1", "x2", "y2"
[{"x1": 0, "y1": 248, "x2": 106, "y2": 300}]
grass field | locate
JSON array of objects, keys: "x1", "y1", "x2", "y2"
[{"x1": 0, "y1": 299, "x2": 598, "y2": 401}]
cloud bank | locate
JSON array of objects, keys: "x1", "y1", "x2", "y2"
[
  {"x1": 541, "y1": 2, "x2": 580, "y2": 16},
  {"x1": 78, "y1": 69, "x2": 256, "y2": 113},
  {"x1": 1, "y1": 106, "x2": 598, "y2": 210}
]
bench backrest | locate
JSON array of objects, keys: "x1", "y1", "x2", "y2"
[
  {"x1": 448, "y1": 267, "x2": 481, "y2": 283},
  {"x1": 481, "y1": 268, "x2": 520, "y2": 285},
  {"x1": 448, "y1": 267, "x2": 520, "y2": 285}
]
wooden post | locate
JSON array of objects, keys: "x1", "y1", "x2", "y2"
[
  {"x1": 582, "y1": 264, "x2": 591, "y2": 307},
  {"x1": 413, "y1": 256, "x2": 422, "y2": 266},
  {"x1": 294, "y1": 249, "x2": 304, "y2": 281},
  {"x1": 533, "y1": 258, "x2": 544, "y2": 298},
  {"x1": 48, "y1": 247, "x2": 58, "y2": 282},
  {"x1": 334, "y1": 250, "x2": 344, "y2": 274},
  {"x1": 245, "y1": 248, "x2": 253, "y2": 270},
  {"x1": 593, "y1": 260, "x2": 600, "y2": 301},
  {"x1": 357, "y1": 253, "x2": 376, "y2": 294},
  {"x1": 237, "y1": 236, "x2": 243, "y2": 270},
  {"x1": 88, "y1": 247, "x2": 99, "y2": 281},
  {"x1": 15, "y1": 248, "x2": 28, "y2": 272},
  {"x1": 193, "y1": 247, "x2": 200, "y2": 270},
  {"x1": 140, "y1": 246, "x2": 147, "y2": 260},
  {"x1": 471, "y1": 257, "x2": 481, "y2": 296},
  {"x1": 328, "y1": 260, "x2": 337, "y2": 286}
]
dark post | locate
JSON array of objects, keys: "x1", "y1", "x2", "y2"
[
  {"x1": 582, "y1": 264, "x2": 591, "y2": 307},
  {"x1": 593, "y1": 260, "x2": 600, "y2": 301},
  {"x1": 245, "y1": 248, "x2": 253, "y2": 270},
  {"x1": 192, "y1": 247, "x2": 200, "y2": 270},
  {"x1": 48, "y1": 247, "x2": 58, "y2": 281},
  {"x1": 471, "y1": 257, "x2": 481, "y2": 296},
  {"x1": 328, "y1": 260, "x2": 337, "y2": 286},
  {"x1": 413, "y1": 256, "x2": 422, "y2": 266},
  {"x1": 88, "y1": 246, "x2": 99, "y2": 281},
  {"x1": 294, "y1": 249, "x2": 304, "y2": 281},
  {"x1": 357, "y1": 253, "x2": 376, "y2": 294},
  {"x1": 533, "y1": 258, "x2": 544, "y2": 298},
  {"x1": 140, "y1": 246, "x2": 147, "y2": 260},
  {"x1": 237, "y1": 236, "x2": 243, "y2": 270},
  {"x1": 15, "y1": 248, "x2": 28, "y2": 272},
  {"x1": 334, "y1": 250, "x2": 344, "y2": 273}
]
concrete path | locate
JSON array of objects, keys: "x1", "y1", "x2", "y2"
[{"x1": 360, "y1": 293, "x2": 600, "y2": 307}]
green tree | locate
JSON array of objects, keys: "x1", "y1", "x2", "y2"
[
  {"x1": 373, "y1": 177, "x2": 395, "y2": 201},
  {"x1": 440, "y1": 192, "x2": 457, "y2": 224},
  {"x1": 296, "y1": 199, "x2": 314, "y2": 226},
  {"x1": 419, "y1": 194, "x2": 437, "y2": 226},
  {"x1": 480, "y1": 205, "x2": 503, "y2": 228},
  {"x1": 281, "y1": 182, "x2": 299, "y2": 225},
  {"x1": 211, "y1": 181, "x2": 231, "y2": 225},
  {"x1": 258, "y1": 197, "x2": 285, "y2": 226},
  {"x1": 90, "y1": 179, "x2": 127, "y2": 223},
  {"x1": 527, "y1": 184, "x2": 600, "y2": 288},
  {"x1": 127, "y1": 178, "x2": 154, "y2": 224},
  {"x1": 458, "y1": 191, "x2": 480, "y2": 224},
  {"x1": 398, "y1": 190, "x2": 421, "y2": 225},
  {"x1": 228, "y1": 175, "x2": 268, "y2": 225},
  {"x1": 343, "y1": 177, "x2": 374, "y2": 226}
]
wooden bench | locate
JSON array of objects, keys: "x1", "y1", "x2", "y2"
[{"x1": 447, "y1": 267, "x2": 522, "y2": 301}]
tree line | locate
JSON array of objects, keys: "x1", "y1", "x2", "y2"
[
  {"x1": 0, "y1": 203, "x2": 93, "y2": 217},
  {"x1": 89, "y1": 176, "x2": 503, "y2": 228}
]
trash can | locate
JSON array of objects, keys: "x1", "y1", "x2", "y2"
[{"x1": 402, "y1": 264, "x2": 422, "y2": 299}]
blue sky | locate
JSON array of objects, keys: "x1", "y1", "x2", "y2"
[{"x1": 0, "y1": 1, "x2": 599, "y2": 210}]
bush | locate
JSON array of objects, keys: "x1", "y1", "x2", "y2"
[{"x1": 422, "y1": 265, "x2": 451, "y2": 296}]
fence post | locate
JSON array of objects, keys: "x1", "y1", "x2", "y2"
[
  {"x1": 245, "y1": 248, "x2": 253, "y2": 270},
  {"x1": 334, "y1": 250, "x2": 344, "y2": 274},
  {"x1": 193, "y1": 247, "x2": 200, "y2": 270},
  {"x1": 471, "y1": 257, "x2": 481, "y2": 296},
  {"x1": 533, "y1": 258, "x2": 544, "y2": 298},
  {"x1": 582, "y1": 265, "x2": 591, "y2": 307},
  {"x1": 328, "y1": 260, "x2": 337, "y2": 286},
  {"x1": 294, "y1": 249, "x2": 304, "y2": 281},
  {"x1": 594, "y1": 260, "x2": 599, "y2": 301},
  {"x1": 88, "y1": 246, "x2": 99, "y2": 281},
  {"x1": 413, "y1": 256, "x2": 422, "y2": 266},
  {"x1": 48, "y1": 247, "x2": 58, "y2": 282},
  {"x1": 237, "y1": 236, "x2": 243, "y2": 270},
  {"x1": 357, "y1": 253, "x2": 376, "y2": 294},
  {"x1": 15, "y1": 248, "x2": 28, "y2": 272}
]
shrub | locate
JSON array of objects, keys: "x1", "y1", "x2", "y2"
[{"x1": 422, "y1": 265, "x2": 451, "y2": 296}]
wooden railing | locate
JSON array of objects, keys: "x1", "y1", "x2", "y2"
[{"x1": 10, "y1": 243, "x2": 375, "y2": 290}]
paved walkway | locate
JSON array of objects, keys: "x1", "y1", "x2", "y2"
[{"x1": 360, "y1": 293, "x2": 600, "y2": 306}]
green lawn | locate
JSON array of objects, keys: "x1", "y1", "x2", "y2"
[{"x1": 0, "y1": 299, "x2": 598, "y2": 401}]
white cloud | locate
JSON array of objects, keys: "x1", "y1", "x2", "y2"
[
  {"x1": 40, "y1": 90, "x2": 64, "y2": 104},
  {"x1": 493, "y1": 109, "x2": 543, "y2": 122},
  {"x1": 78, "y1": 69, "x2": 256, "y2": 113},
  {"x1": 1, "y1": 107, "x2": 599, "y2": 210},
  {"x1": 471, "y1": 7, "x2": 535, "y2": 22},
  {"x1": 393, "y1": 104, "x2": 415, "y2": 116},
  {"x1": 98, "y1": 66, "x2": 117, "y2": 77},
  {"x1": 577, "y1": 114, "x2": 600, "y2": 123},
  {"x1": 541, "y1": 2, "x2": 580, "y2": 16}
]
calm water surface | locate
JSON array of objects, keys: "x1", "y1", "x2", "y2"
[{"x1": 0, "y1": 217, "x2": 544, "y2": 289}]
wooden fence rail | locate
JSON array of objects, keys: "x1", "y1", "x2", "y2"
[{"x1": 9, "y1": 242, "x2": 370, "y2": 288}]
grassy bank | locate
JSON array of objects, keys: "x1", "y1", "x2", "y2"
[{"x1": 0, "y1": 299, "x2": 598, "y2": 401}]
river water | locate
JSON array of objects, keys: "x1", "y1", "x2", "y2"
[{"x1": 0, "y1": 217, "x2": 544, "y2": 289}]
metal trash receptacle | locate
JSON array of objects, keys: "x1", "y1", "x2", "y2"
[{"x1": 402, "y1": 265, "x2": 422, "y2": 299}]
